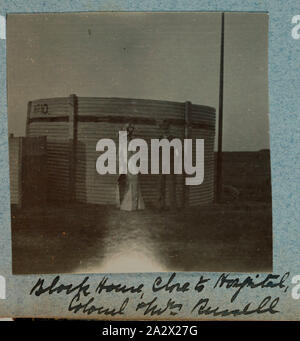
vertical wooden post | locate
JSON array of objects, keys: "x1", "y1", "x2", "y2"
[
  {"x1": 18, "y1": 137, "x2": 23, "y2": 209},
  {"x1": 216, "y1": 12, "x2": 225, "y2": 203},
  {"x1": 40, "y1": 135, "x2": 48, "y2": 206},
  {"x1": 183, "y1": 101, "x2": 191, "y2": 208},
  {"x1": 68, "y1": 94, "x2": 78, "y2": 203}
]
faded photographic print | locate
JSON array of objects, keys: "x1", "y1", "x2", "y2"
[{"x1": 7, "y1": 12, "x2": 272, "y2": 274}]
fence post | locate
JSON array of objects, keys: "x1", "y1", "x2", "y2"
[
  {"x1": 216, "y1": 12, "x2": 225, "y2": 203},
  {"x1": 68, "y1": 94, "x2": 78, "y2": 203}
]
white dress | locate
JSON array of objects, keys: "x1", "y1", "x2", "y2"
[
  {"x1": 116, "y1": 147, "x2": 145, "y2": 211},
  {"x1": 119, "y1": 173, "x2": 145, "y2": 211}
]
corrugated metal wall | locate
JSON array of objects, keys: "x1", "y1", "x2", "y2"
[
  {"x1": 8, "y1": 136, "x2": 22, "y2": 205},
  {"x1": 27, "y1": 96, "x2": 216, "y2": 207},
  {"x1": 27, "y1": 98, "x2": 71, "y2": 202}
]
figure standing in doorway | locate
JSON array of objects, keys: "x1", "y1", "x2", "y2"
[{"x1": 116, "y1": 123, "x2": 145, "y2": 211}]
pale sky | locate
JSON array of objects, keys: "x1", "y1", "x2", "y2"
[{"x1": 7, "y1": 12, "x2": 269, "y2": 151}]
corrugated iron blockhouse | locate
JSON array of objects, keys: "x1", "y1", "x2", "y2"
[{"x1": 26, "y1": 95, "x2": 216, "y2": 207}]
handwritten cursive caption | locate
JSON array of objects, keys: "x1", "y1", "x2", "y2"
[{"x1": 29, "y1": 272, "x2": 290, "y2": 318}]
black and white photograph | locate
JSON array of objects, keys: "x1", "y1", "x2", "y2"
[{"x1": 7, "y1": 11, "x2": 272, "y2": 275}]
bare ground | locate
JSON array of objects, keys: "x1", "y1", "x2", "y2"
[{"x1": 11, "y1": 202, "x2": 272, "y2": 274}]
